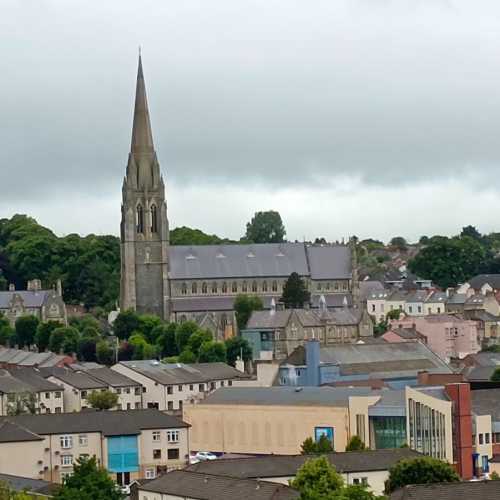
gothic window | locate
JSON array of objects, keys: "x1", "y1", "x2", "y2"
[
  {"x1": 262, "y1": 281, "x2": 268, "y2": 292},
  {"x1": 192, "y1": 282, "x2": 197, "y2": 294},
  {"x1": 150, "y1": 204, "x2": 158, "y2": 233},
  {"x1": 232, "y1": 282, "x2": 238, "y2": 293},
  {"x1": 317, "y1": 282, "x2": 322, "y2": 291},
  {"x1": 326, "y1": 282, "x2": 330, "y2": 291},
  {"x1": 181, "y1": 283, "x2": 187, "y2": 295},
  {"x1": 221, "y1": 314, "x2": 227, "y2": 329},
  {"x1": 136, "y1": 205, "x2": 144, "y2": 233},
  {"x1": 252, "y1": 281, "x2": 258, "y2": 293},
  {"x1": 202, "y1": 282, "x2": 208, "y2": 294},
  {"x1": 242, "y1": 281, "x2": 248, "y2": 292},
  {"x1": 211, "y1": 282, "x2": 218, "y2": 294},
  {"x1": 334, "y1": 282, "x2": 339, "y2": 291},
  {"x1": 180, "y1": 315, "x2": 187, "y2": 323},
  {"x1": 222, "y1": 282, "x2": 228, "y2": 293},
  {"x1": 272, "y1": 281, "x2": 278, "y2": 292}
]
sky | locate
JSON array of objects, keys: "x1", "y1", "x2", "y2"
[{"x1": 2, "y1": 0, "x2": 500, "y2": 243}]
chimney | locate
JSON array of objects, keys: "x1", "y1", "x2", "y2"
[
  {"x1": 56, "y1": 279, "x2": 63, "y2": 297},
  {"x1": 305, "y1": 340, "x2": 321, "y2": 387},
  {"x1": 8, "y1": 284, "x2": 15, "y2": 292}
]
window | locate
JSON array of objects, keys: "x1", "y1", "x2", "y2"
[
  {"x1": 61, "y1": 455, "x2": 73, "y2": 467},
  {"x1": 479, "y1": 433, "x2": 484, "y2": 445},
  {"x1": 202, "y1": 282, "x2": 208, "y2": 294},
  {"x1": 371, "y1": 304, "x2": 375, "y2": 312},
  {"x1": 135, "y1": 402, "x2": 140, "y2": 409},
  {"x1": 178, "y1": 385, "x2": 183, "y2": 392},
  {"x1": 353, "y1": 478, "x2": 368, "y2": 486},
  {"x1": 60, "y1": 435, "x2": 73, "y2": 449},
  {"x1": 228, "y1": 380, "x2": 232, "y2": 386},
  {"x1": 242, "y1": 281, "x2": 248, "y2": 292},
  {"x1": 252, "y1": 281, "x2": 258, "y2": 292},
  {"x1": 126, "y1": 403, "x2": 131, "y2": 410},
  {"x1": 485, "y1": 433, "x2": 490, "y2": 444},
  {"x1": 167, "y1": 386, "x2": 173, "y2": 395},
  {"x1": 55, "y1": 392, "x2": 61, "y2": 399},
  {"x1": 262, "y1": 281, "x2": 268, "y2": 292},
  {"x1": 145, "y1": 468, "x2": 155, "y2": 479},
  {"x1": 167, "y1": 430, "x2": 179, "y2": 443},
  {"x1": 199, "y1": 384, "x2": 205, "y2": 391},
  {"x1": 192, "y1": 282, "x2": 197, "y2": 294},
  {"x1": 494, "y1": 432, "x2": 500, "y2": 443},
  {"x1": 232, "y1": 282, "x2": 238, "y2": 293},
  {"x1": 418, "y1": 306, "x2": 422, "y2": 313},
  {"x1": 78, "y1": 435, "x2": 88, "y2": 447},
  {"x1": 152, "y1": 431, "x2": 161, "y2": 442},
  {"x1": 125, "y1": 388, "x2": 130, "y2": 394},
  {"x1": 60, "y1": 471, "x2": 72, "y2": 482},
  {"x1": 189, "y1": 384, "x2": 194, "y2": 391},
  {"x1": 153, "y1": 449, "x2": 161, "y2": 459},
  {"x1": 55, "y1": 407, "x2": 62, "y2": 413},
  {"x1": 272, "y1": 281, "x2": 278, "y2": 292},
  {"x1": 181, "y1": 283, "x2": 187, "y2": 295},
  {"x1": 116, "y1": 388, "x2": 122, "y2": 394},
  {"x1": 134, "y1": 387, "x2": 141, "y2": 395},
  {"x1": 167, "y1": 448, "x2": 180, "y2": 460},
  {"x1": 81, "y1": 390, "x2": 87, "y2": 398},
  {"x1": 211, "y1": 282, "x2": 218, "y2": 293},
  {"x1": 437, "y1": 307, "x2": 441, "y2": 313},
  {"x1": 150, "y1": 204, "x2": 158, "y2": 233},
  {"x1": 79, "y1": 453, "x2": 89, "y2": 460},
  {"x1": 136, "y1": 205, "x2": 144, "y2": 233},
  {"x1": 317, "y1": 282, "x2": 322, "y2": 291},
  {"x1": 167, "y1": 401, "x2": 173, "y2": 411},
  {"x1": 45, "y1": 392, "x2": 50, "y2": 399},
  {"x1": 222, "y1": 282, "x2": 228, "y2": 293},
  {"x1": 409, "y1": 306, "x2": 413, "y2": 313},
  {"x1": 221, "y1": 380, "x2": 225, "y2": 387}
]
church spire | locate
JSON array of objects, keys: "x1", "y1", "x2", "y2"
[{"x1": 131, "y1": 54, "x2": 155, "y2": 154}]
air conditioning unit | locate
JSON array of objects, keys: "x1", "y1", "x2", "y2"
[
  {"x1": 37, "y1": 460, "x2": 43, "y2": 465},
  {"x1": 44, "y1": 466, "x2": 49, "y2": 470},
  {"x1": 44, "y1": 448, "x2": 50, "y2": 452}
]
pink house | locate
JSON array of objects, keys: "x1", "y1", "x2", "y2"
[{"x1": 387, "y1": 315, "x2": 480, "y2": 362}]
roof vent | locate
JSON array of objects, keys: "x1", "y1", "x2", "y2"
[
  {"x1": 294, "y1": 387, "x2": 303, "y2": 392},
  {"x1": 186, "y1": 254, "x2": 197, "y2": 260},
  {"x1": 247, "y1": 252, "x2": 255, "y2": 258},
  {"x1": 150, "y1": 360, "x2": 160, "y2": 366},
  {"x1": 216, "y1": 252, "x2": 226, "y2": 259},
  {"x1": 275, "y1": 251, "x2": 284, "y2": 257}
]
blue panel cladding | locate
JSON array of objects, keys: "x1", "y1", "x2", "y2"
[
  {"x1": 107, "y1": 435, "x2": 139, "y2": 473},
  {"x1": 305, "y1": 340, "x2": 321, "y2": 386}
]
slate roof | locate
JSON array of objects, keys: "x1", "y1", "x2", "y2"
[
  {"x1": 0, "y1": 408, "x2": 188, "y2": 437},
  {"x1": 0, "y1": 348, "x2": 68, "y2": 368},
  {"x1": 0, "y1": 473, "x2": 57, "y2": 495},
  {"x1": 405, "y1": 290, "x2": 428, "y2": 303},
  {"x1": 138, "y1": 469, "x2": 299, "y2": 499},
  {"x1": 48, "y1": 367, "x2": 107, "y2": 390},
  {"x1": 0, "y1": 420, "x2": 44, "y2": 443},
  {"x1": 4, "y1": 368, "x2": 62, "y2": 392},
  {"x1": 186, "y1": 449, "x2": 422, "y2": 478},
  {"x1": 0, "y1": 290, "x2": 51, "y2": 309},
  {"x1": 116, "y1": 361, "x2": 248, "y2": 385},
  {"x1": 306, "y1": 245, "x2": 352, "y2": 280},
  {"x1": 390, "y1": 481, "x2": 500, "y2": 500},
  {"x1": 447, "y1": 293, "x2": 467, "y2": 305},
  {"x1": 359, "y1": 281, "x2": 385, "y2": 301},
  {"x1": 200, "y1": 386, "x2": 375, "y2": 407},
  {"x1": 424, "y1": 291, "x2": 448, "y2": 303},
  {"x1": 84, "y1": 367, "x2": 140, "y2": 388},
  {"x1": 469, "y1": 274, "x2": 500, "y2": 290},
  {"x1": 471, "y1": 389, "x2": 500, "y2": 422}
]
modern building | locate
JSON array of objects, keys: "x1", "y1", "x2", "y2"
[
  {"x1": 0, "y1": 279, "x2": 67, "y2": 326},
  {"x1": 185, "y1": 448, "x2": 422, "y2": 497},
  {"x1": 278, "y1": 340, "x2": 453, "y2": 389},
  {"x1": 132, "y1": 470, "x2": 299, "y2": 500},
  {"x1": 119, "y1": 55, "x2": 358, "y2": 339},
  {"x1": 111, "y1": 360, "x2": 249, "y2": 412},
  {"x1": 242, "y1": 303, "x2": 374, "y2": 360},
  {"x1": 0, "y1": 409, "x2": 189, "y2": 488}
]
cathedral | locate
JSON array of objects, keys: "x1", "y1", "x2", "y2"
[{"x1": 120, "y1": 56, "x2": 359, "y2": 339}]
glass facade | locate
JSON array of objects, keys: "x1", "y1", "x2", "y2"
[{"x1": 371, "y1": 416, "x2": 406, "y2": 449}]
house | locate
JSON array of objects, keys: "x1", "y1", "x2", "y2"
[
  {"x1": 0, "y1": 368, "x2": 64, "y2": 415},
  {"x1": 403, "y1": 290, "x2": 428, "y2": 317},
  {"x1": 0, "y1": 472, "x2": 58, "y2": 498},
  {"x1": 0, "y1": 409, "x2": 189, "y2": 488},
  {"x1": 242, "y1": 303, "x2": 374, "y2": 361},
  {"x1": 0, "y1": 280, "x2": 67, "y2": 326},
  {"x1": 459, "y1": 352, "x2": 500, "y2": 382},
  {"x1": 278, "y1": 340, "x2": 452, "y2": 389},
  {"x1": 382, "y1": 325, "x2": 427, "y2": 344},
  {"x1": 111, "y1": 361, "x2": 248, "y2": 412},
  {"x1": 424, "y1": 291, "x2": 448, "y2": 315},
  {"x1": 132, "y1": 470, "x2": 299, "y2": 500},
  {"x1": 390, "y1": 481, "x2": 500, "y2": 500},
  {"x1": 185, "y1": 449, "x2": 422, "y2": 496},
  {"x1": 0, "y1": 347, "x2": 73, "y2": 369}
]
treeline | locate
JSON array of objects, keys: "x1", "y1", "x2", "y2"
[{"x1": 0, "y1": 309, "x2": 252, "y2": 367}]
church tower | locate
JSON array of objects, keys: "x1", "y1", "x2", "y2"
[{"x1": 120, "y1": 55, "x2": 170, "y2": 319}]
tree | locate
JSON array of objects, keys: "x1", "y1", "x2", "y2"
[
  {"x1": 345, "y1": 436, "x2": 366, "y2": 451},
  {"x1": 245, "y1": 210, "x2": 286, "y2": 243},
  {"x1": 390, "y1": 237, "x2": 408, "y2": 251},
  {"x1": 175, "y1": 321, "x2": 199, "y2": 353},
  {"x1": 490, "y1": 367, "x2": 500, "y2": 382},
  {"x1": 290, "y1": 456, "x2": 344, "y2": 499},
  {"x1": 187, "y1": 329, "x2": 212, "y2": 359},
  {"x1": 129, "y1": 333, "x2": 156, "y2": 360},
  {"x1": 281, "y1": 272, "x2": 311, "y2": 309},
  {"x1": 118, "y1": 341, "x2": 134, "y2": 361},
  {"x1": 373, "y1": 320, "x2": 388, "y2": 337},
  {"x1": 14, "y1": 315, "x2": 39, "y2": 348},
  {"x1": 138, "y1": 314, "x2": 162, "y2": 343},
  {"x1": 78, "y1": 336, "x2": 98, "y2": 362},
  {"x1": 0, "y1": 480, "x2": 37, "y2": 499},
  {"x1": 0, "y1": 315, "x2": 14, "y2": 346},
  {"x1": 301, "y1": 435, "x2": 333, "y2": 455},
  {"x1": 234, "y1": 294, "x2": 263, "y2": 331},
  {"x1": 155, "y1": 323, "x2": 178, "y2": 358},
  {"x1": 35, "y1": 320, "x2": 63, "y2": 352},
  {"x1": 178, "y1": 349, "x2": 197, "y2": 363},
  {"x1": 225, "y1": 336, "x2": 252, "y2": 367},
  {"x1": 87, "y1": 389, "x2": 119, "y2": 410},
  {"x1": 198, "y1": 340, "x2": 227, "y2": 363},
  {"x1": 54, "y1": 456, "x2": 124, "y2": 500},
  {"x1": 385, "y1": 309, "x2": 401, "y2": 320},
  {"x1": 113, "y1": 309, "x2": 141, "y2": 340},
  {"x1": 6, "y1": 391, "x2": 37, "y2": 416},
  {"x1": 170, "y1": 226, "x2": 226, "y2": 245},
  {"x1": 460, "y1": 225, "x2": 481, "y2": 241},
  {"x1": 385, "y1": 456, "x2": 459, "y2": 494},
  {"x1": 49, "y1": 326, "x2": 79, "y2": 354},
  {"x1": 96, "y1": 340, "x2": 114, "y2": 365}
]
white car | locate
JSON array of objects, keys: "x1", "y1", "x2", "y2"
[{"x1": 195, "y1": 451, "x2": 217, "y2": 461}]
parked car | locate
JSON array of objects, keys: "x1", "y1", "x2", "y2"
[{"x1": 195, "y1": 451, "x2": 217, "y2": 461}]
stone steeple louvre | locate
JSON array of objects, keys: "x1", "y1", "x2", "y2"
[{"x1": 130, "y1": 54, "x2": 155, "y2": 155}]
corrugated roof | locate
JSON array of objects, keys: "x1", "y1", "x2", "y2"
[{"x1": 85, "y1": 367, "x2": 140, "y2": 388}]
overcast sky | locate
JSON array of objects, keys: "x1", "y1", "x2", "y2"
[{"x1": 2, "y1": 0, "x2": 500, "y2": 243}]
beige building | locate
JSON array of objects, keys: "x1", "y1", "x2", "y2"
[
  {"x1": 0, "y1": 409, "x2": 189, "y2": 488},
  {"x1": 112, "y1": 361, "x2": 249, "y2": 412}
]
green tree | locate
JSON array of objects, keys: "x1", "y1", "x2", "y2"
[
  {"x1": 138, "y1": 314, "x2": 162, "y2": 343},
  {"x1": 0, "y1": 479, "x2": 38, "y2": 499},
  {"x1": 170, "y1": 226, "x2": 226, "y2": 245},
  {"x1": 0, "y1": 315, "x2": 14, "y2": 346},
  {"x1": 373, "y1": 320, "x2": 389, "y2": 337},
  {"x1": 112, "y1": 309, "x2": 141, "y2": 340},
  {"x1": 198, "y1": 340, "x2": 227, "y2": 363},
  {"x1": 129, "y1": 333, "x2": 156, "y2": 360},
  {"x1": 48, "y1": 326, "x2": 79, "y2": 354},
  {"x1": 155, "y1": 323, "x2": 178, "y2": 358},
  {"x1": 14, "y1": 315, "x2": 39, "y2": 348},
  {"x1": 69, "y1": 315, "x2": 101, "y2": 334},
  {"x1": 385, "y1": 309, "x2": 401, "y2": 321},
  {"x1": 225, "y1": 336, "x2": 252, "y2": 367},
  {"x1": 234, "y1": 294, "x2": 263, "y2": 331},
  {"x1": 77, "y1": 336, "x2": 98, "y2": 362},
  {"x1": 178, "y1": 349, "x2": 197, "y2": 363},
  {"x1": 96, "y1": 340, "x2": 114, "y2": 365},
  {"x1": 490, "y1": 470, "x2": 500, "y2": 480},
  {"x1": 390, "y1": 237, "x2": 408, "y2": 251},
  {"x1": 490, "y1": 367, "x2": 500, "y2": 382},
  {"x1": 175, "y1": 321, "x2": 199, "y2": 353},
  {"x1": 0, "y1": 271, "x2": 7, "y2": 291},
  {"x1": 245, "y1": 210, "x2": 286, "y2": 243},
  {"x1": 345, "y1": 436, "x2": 366, "y2": 451},
  {"x1": 460, "y1": 225, "x2": 481, "y2": 241},
  {"x1": 385, "y1": 456, "x2": 459, "y2": 494},
  {"x1": 6, "y1": 391, "x2": 37, "y2": 416},
  {"x1": 54, "y1": 456, "x2": 124, "y2": 500},
  {"x1": 281, "y1": 272, "x2": 311, "y2": 309},
  {"x1": 34, "y1": 320, "x2": 63, "y2": 352},
  {"x1": 301, "y1": 435, "x2": 333, "y2": 455},
  {"x1": 187, "y1": 329, "x2": 212, "y2": 359},
  {"x1": 87, "y1": 389, "x2": 119, "y2": 410}
]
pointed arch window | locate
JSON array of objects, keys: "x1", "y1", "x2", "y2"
[
  {"x1": 136, "y1": 205, "x2": 144, "y2": 234},
  {"x1": 232, "y1": 282, "x2": 238, "y2": 293},
  {"x1": 202, "y1": 282, "x2": 208, "y2": 294},
  {"x1": 252, "y1": 281, "x2": 258, "y2": 293},
  {"x1": 151, "y1": 204, "x2": 158, "y2": 233},
  {"x1": 211, "y1": 282, "x2": 218, "y2": 294},
  {"x1": 262, "y1": 281, "x2": 268, "y2": 292},
  {"x1": 242, "y1": 281, "x2": 248, "y2": 293},
  {"x1": 181, "y1": 283, "x2": 187, "y2": 295},
  {"x1": 192, "y1": 282, "x2": 198, "y2": 294},
  {"x1": 222, "y1": 282, "x2": 228, "y2": 294},
  {"x1": 272, "y1": 281, "x2": 278, "y2": 292}
]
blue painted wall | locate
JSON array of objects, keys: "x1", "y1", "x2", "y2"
[{"x1": 107, "y1": 435, "x2": 139, "y2": 473}]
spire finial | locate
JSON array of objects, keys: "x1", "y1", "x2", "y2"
[{"x1": 138, "y1": 45, "x2": 141, "y2": 57}]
